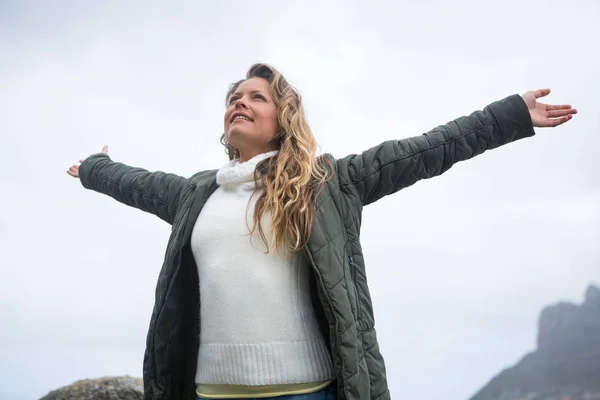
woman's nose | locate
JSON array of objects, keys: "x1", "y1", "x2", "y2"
[{"x1": 235, "y1": 98, "x2": 248, "y2": 109}]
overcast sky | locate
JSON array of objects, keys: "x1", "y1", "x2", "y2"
[{"x1": 1, "y1": 1, "x2": 599, "y2": 399}]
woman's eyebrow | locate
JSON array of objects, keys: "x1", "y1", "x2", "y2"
[{"x1": 231, "y1": 89, "x2": 268, "y2": 97}]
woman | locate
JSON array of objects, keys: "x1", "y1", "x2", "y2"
[{"x1": 67, "y1": 63, "x2": 576, "y2": 400}]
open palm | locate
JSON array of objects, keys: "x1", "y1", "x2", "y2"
[
  {"x1": 522, "y1": 89, "x2": 577, "y2": 128},
  {"x1": 66, "y1": 145, "x2": 108, "y2": 178}
]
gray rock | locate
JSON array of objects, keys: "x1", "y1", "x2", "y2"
[
  {"x1": 469, "y1": 284, "x2": 600, "y2": 400},
  {"x1": 39, "y1": 376, "x2": 143, "y2": 400},
  {"x1": 536, "y1": 285, "x2": 600, "y2": 352},
  {"x1": 585, "y1": 284, "x2": 600, "y2": 308}
]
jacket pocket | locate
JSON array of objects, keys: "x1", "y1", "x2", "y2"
[{"x1": 347, "y1": 254, "x2": 362, "y2": 321}]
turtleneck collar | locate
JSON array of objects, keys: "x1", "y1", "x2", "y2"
[{"x1": 216, "y1": 150, "x2": 279, "y2": 186}]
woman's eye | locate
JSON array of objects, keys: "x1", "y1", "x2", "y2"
[{"x1": 228, "y1": 94, "x2": 266, "y2": 104}]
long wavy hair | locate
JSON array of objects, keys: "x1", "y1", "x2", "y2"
[{"x1": 220, "y1": 63, "x2": 331, "y2": 254}]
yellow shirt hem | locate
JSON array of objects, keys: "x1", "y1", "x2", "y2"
[{"x1": 196, "y1": 380, "x2": 333, "y2": 399}]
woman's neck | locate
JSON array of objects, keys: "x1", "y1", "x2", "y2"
[{"x1": 238, "y1": 145, "x2": 279, "y2": 163}]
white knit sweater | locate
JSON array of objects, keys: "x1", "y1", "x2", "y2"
[{"x1": 191, "y1": 151, "x2": 335, "y2": 385}]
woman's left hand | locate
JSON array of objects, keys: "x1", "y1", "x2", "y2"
[{"x1": 522, "y1": 89, "x2": 577, "y2": 128}]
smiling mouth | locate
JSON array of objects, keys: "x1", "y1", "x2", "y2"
[{"x1": 231, "y1": 114, "x2": 253, "y2": 123}]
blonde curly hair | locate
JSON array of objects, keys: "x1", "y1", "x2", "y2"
[{"x1": 220, "y1": 63, "x2": 331, "y2": 253}]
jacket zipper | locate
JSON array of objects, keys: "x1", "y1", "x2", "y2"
[
  {"x1": 348, "y1": 255, "x2": 361, "y2": 320},
  {"x1": 305, "y1": 249, "x2": 344, "y2": 400}
]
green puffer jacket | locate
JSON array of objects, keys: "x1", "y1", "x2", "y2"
[{"x1": 79, "y1": 94, "x2": 535, "y2": 400}]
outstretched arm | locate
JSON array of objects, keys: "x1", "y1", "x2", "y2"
[
  {"x1": 67, "y1": 146, "x2": 188, "y2": 224},
  {"x1": 336, "y1": 89, "x2": 576, "y2": 206}
]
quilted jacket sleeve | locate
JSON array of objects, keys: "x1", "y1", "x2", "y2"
[
  {"x1": 336, "y1": 94, "x2": 536, "y2": 206},
  {"x1": 78, "y1": 153, "x2": 188, "y2": 224}
]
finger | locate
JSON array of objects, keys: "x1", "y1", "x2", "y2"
[
  {"x1": 547, "y1": 109, "x2": 578, "y2": 118},
  {"x1": 101, "y1": 145, "x2": 109, "y2": 153},
  {"x1": 534, "y1": 88, "x2": 551, "y2": 99},
  {"x1": 542, "y1": 114, "x2": 573, "y2": 127},
  {"x1": 546, "y1": 104, "x2": 573, "y2": 111}
]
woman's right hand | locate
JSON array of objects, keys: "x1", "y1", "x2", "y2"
[{"x1": 67, "y1": 145, "x2": 109, "y2": 178}]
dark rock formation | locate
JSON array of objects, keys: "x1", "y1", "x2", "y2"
[
  {"x1": 39, "y1": 376, "x2": 143, "y2": 400},
  {"x1": 469, "y1": 284, "x2": 600, "y2": 400},
  {"x1": 585, "y1": 285, "x2": 600, "y2": 308},
  {"x1": 538, "y1": 285, "x2": 600, "y2": 352}
]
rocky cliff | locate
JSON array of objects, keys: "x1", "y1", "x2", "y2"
[{"x1": 469, "y1": 284, "x2": 600, "y2": 400}]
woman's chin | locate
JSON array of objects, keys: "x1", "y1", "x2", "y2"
[{"x1": 227, "y1": 128, "x2": 253, "y2": 143}]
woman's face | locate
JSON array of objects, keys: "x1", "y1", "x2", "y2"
[{"x1": 224, "y1": 77, "x2": 279, "y2": 161}]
